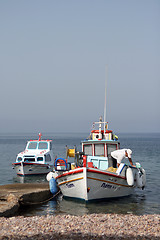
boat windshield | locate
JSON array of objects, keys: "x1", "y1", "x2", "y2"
[
  {"x1": 83, "y1": 144, "x2": 92, "y2": 155},
  {"x1": 28, "y1": 142, "x2": 38, "y2": 149},
  {"x1": 107, "y1": 144, "x2": 117, "y2": 156},
  {"x1": 38, "y1": 142, "x2": 48, "y2": 149},
  {"x1": 94, "y1": 144, "x2": 104, "y2": 156}
]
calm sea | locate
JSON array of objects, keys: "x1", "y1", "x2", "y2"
[{"x1": 0, "y1": 132, "x2": 160, "y2": 216}]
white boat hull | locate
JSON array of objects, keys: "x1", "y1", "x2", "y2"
[
  {"x1": 13, "y1": 162, "x2": 53, "y2": 176},
  {"x1": 56, "y1": 167, "x2": 136, "y2": 201}
]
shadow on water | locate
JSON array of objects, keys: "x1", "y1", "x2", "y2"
[
  {"x1": 19, "y1": 190, "x2": 152, "y2": 217},
  {"x1": 55, "y1": 192, "x2": 148, "y2": 216}
]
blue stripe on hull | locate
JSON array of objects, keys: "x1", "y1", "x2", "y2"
[{"x1": 63, "y1": 194, "x2": 133, "y2": 203}]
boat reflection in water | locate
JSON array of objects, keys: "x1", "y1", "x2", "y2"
[
  {"x1": 13, "y1": 175, "x2": 47, "y2": 184},
  {"x1": 19, "y1": 191, "x2": 147, "y2": 217}
]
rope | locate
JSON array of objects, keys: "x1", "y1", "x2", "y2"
[{"x1": 19, "y1": 190, "x2": 61, "y2": 205}]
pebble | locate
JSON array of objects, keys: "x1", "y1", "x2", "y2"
[{"x1": 0, "y1": 214, "x2": 159, "y2": 239}]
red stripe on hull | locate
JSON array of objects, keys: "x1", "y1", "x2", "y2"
[
  {"x1": 12, "y1": 162, "x2": 51, "y2": 167},
  {"x1": 56, "y1": 168, "x2": 83, "y2": 179},
  {"x1": 56, "y1": 167, "x2": 126, "y2": 180},
  {"x1": 87, "y1": 168, "x2": 126, "y2": 179}
]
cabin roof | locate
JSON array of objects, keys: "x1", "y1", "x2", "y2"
[
  {"x1": 82, "y1": 139, "x2": 119, "y2": 144},
  {"x1": 28, "y1": 140, "x2": 52, "y2": 142}
]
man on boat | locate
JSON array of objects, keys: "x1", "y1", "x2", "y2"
[{"x1": 111, "y1": 149, "x2": 134, "y2": 168}]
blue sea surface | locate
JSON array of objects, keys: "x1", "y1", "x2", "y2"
[{"x1": 0, "y1": 132, "x2": 160, "y2": 216}]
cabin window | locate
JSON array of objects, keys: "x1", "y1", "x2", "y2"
[
  {"x1": 94, "y1": 144, "x2": 104, "y2": 156},
  {"x1": 38, "y1": 142, "x2": 48, "y2": 150},
  {"x1": 99, "y1": 160, "x2": 108, "y2": 170},
  {"x1": 107, "y1": 144, "x2": 117, "y2": 157},
  {"x1": 37, "y1": 157, "x2": 43, "y2": 161},
  {"x1": 45, "y1": 154, "x2": 51, "y2": 162},
  {"x1": 28, "y1": 142, "x2": 37, "y2": 149},
  {"x1": 83, "y1": 144, "x2": 92, "y2": 155}
]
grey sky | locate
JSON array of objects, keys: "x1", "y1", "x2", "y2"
[{"x1": 0, "y1": 0, "x2": 159, "y2": 133}]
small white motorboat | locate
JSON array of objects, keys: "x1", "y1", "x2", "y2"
[
  {"x1": 47, "y1": 118, "x2": 146, "y2": 201},
  {"x1": 12, "y1": 133, "x2": 54, "y2": 176}
]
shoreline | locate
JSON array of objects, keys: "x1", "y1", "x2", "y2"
[
  {"x1": 0, "y1": 213, "x2": 159, "y2": 239},
  {"x1": 0, "y1": 183, "x2": 52, "y2": 217}
]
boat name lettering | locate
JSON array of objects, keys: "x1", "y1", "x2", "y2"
[
  {"x1": 101, "y1": 183, "x2": 117, "y2": 190},
  {"x1": 66, "y1": 183, "x2": 75, "y2": 188}
]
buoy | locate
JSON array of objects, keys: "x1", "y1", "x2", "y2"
[
  {"x1": 49, "y1": 178, "x2": 58, "y2": 195},
  {"x1": 136, "y1": 168, "x2": 146, "y2": 189},
  {"x1": 126, "y1": 167, "x2": 134, "y2": 186},
  {"x1": 46, "y1": 172, "x2": 55, "y2": 181}
]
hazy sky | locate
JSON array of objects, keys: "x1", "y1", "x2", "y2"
[{"x1": 0, "y1": 0, "x2": 159, "y2": 133}]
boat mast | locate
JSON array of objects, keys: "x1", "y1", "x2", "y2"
[
  {"x1": 38, "y1": 132, "x2": 42, "y2": 141},
  {"x1": 104, "y1": 65, "x2": 107, "y2": 132}
]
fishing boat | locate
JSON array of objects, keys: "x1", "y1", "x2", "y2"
[
  {"x1": 12, "y1": 133, "x2": 54, "y2": 176},
  {"x1": 47, "y1": 117, "x2": 146, "y2": 201},
  {"x1": 47, "y1": 69, "x2": 146, "y2": 201}
]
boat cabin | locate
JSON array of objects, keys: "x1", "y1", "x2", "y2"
[
  {"x1": 81, "y1": 140, "x2": 119, "y2": 170},
  {"x1": 16, "y1": 133, "x2": 53, "y2": 164},
  {"x1": 57, "y1": 118, "x2": 120, "y2": 172},
  {"x1": 81, "y1": 118, "x2": 120, "y2": 170}
]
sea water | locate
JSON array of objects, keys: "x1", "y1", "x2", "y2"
[{"x1": 0, "y1": 132, "x2": 160, "y2": 216}]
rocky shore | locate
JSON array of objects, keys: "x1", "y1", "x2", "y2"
[{"x1": 0, "y1": 214, "x2": 159, "y2": 240}]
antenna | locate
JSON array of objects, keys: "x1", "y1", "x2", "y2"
[{"x1": 104, "y1": 65, "x2": 107, "y2": 132}]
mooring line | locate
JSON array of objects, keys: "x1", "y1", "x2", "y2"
[{"x1": 20, "y1": 190, "x2": 61, "y2": 205}]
